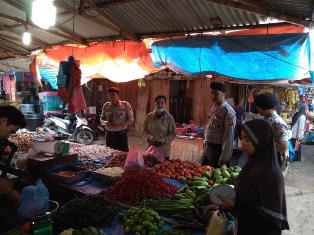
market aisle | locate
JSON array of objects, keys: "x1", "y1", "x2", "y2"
[{"x1": 283, "y1": 144, "x2": 314, "y2": 235}]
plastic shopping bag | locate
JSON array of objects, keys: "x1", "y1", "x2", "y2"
[
  {"x1": 146, "y1": 145, "x2": 166, "y2": 162},
  {"x1": 17, "y1": 179, "x2": 49, "y2": 219},
  {"x1": 124, "y1": 145, "x2": 144, "y2": 170},
  {"x1": 294, "y1": 139, "x2": 300, "y2": 151},
  {"x1": 206, "y1": 210, "x2": 228, "y2": 235}
]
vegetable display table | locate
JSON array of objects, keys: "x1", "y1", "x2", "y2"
[{"x1": 170, "y1": 138, "x2": 204, "y2": 163}]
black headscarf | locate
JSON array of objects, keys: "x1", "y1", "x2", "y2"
[
  {"x1": 235, "y1": 119, "x2": 289, "y2": 230},
  {"x1": 291, "y1": 104, "x2": 306, "y2": 127}
]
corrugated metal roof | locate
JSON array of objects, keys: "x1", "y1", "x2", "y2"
[
  {"x1": 0, "y1": 0, "x2": 310, "y2": 61},
  {"x1": 261, "y1": 0, "x2": 314, "y2": 20},
  {"x1": 101, "y1": 0, "x2": 262, "y2": 35}
]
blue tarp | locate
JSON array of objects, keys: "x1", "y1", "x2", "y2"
[
  {"x1": 151, "y1": 33, "x2": 311, "y2": 81},
  {"x1": 39, "y1": 68, "x2": 58, "y2": 89}
]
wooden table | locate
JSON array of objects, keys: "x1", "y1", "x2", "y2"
[{"x1": 170, "y1": 137, "x2": 204, "y2": 163}]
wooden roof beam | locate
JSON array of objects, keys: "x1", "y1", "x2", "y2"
[
  {"x1": 54, "y1": 0, "x2": 120, "y2": 33},
  {"x1": 206, "y1": 0, "x2": 310, "y2": 27},
  {"x1": 0, "y1": 12, "x2": 85, "y2": 45},
  {"x1": 2, "y1": 0, "x2": 88, "y2": 45},
  {"x1": 97, "y1": 0, "x2": 141, "y2": 8},
  {"x1": 0, "y1": 33, "x2": 50, "y2": 48},
  {"x1": 85, "y1": 0, "x2": 138, "y2": 40},
  {"x1": 141, "y1": 22, "x2": 293, "y2": 38},
  {"x1": 0, "y1": 36, "x2": 29, "y2": 53}
]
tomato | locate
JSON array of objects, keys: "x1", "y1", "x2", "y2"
[{"x1": 208, "y1": 179, "x2": 214, "y2": 186}]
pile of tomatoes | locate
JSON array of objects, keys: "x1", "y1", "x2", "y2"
[{"x1": 153, "y1": 159, "x2": 213, "y2": 181}]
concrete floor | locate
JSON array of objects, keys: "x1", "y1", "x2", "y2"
[{"x1": 283, "y1": 144, "x2": 314, "y2": 235}]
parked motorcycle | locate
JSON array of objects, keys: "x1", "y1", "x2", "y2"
[
  {"x1": 43, "y1": 113, "x2": 94, "y2": 145},
  {"x1": 85, "y1": 114, "x2": 105, "y2": 139}
]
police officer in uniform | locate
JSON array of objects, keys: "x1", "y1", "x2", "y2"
[
  {"x1": 255, "y1": 93, "x2": 289, "y2": 170},
  {"x1": 201, "y1": 82, "x2": 236, "y2": 168},
  {"x1": 100, "y1": 87, "x2": 134, "y2": 152}
]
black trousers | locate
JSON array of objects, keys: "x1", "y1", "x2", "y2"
[
  {"x1": 106, "y1": 130, "x2": 129, "y2": 152},
  {"x1": 201, "y1": 142, "x2": 222, "y2": 168}
]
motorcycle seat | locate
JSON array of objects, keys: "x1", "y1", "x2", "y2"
[{"x1": 52, "y1": 116, "x2": 72, "y2": 124}]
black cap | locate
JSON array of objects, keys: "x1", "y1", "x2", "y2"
[
  {"x1": 108, "y1": 87, "x2": 120, "y2": 93},
  {"x1": 255, "y1": 93, "x2": 277, "y2": 109},
  {"x1": 210, "y1": 82, "x2": 226, "y2": 92}
]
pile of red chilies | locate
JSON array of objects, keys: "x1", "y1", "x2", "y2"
[
  {"x1": 105, "y1": 169, "x2": 177, "y2": 206},
  {"x1": 105, "y1": 153, "x2": 127, "y2": 167}
]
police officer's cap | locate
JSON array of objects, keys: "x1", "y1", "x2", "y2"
[
  {"x1": 255, "y1": 93, "x2": 277, "y2": 109},
  {"x1": 108, "y1": 87, "x2": 120, "y2": 94},
  {"x1": 210, "y1": 82, "x2": 226, "y2": 92}
]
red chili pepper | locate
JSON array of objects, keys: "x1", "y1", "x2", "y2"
[{"x1": 105, "y1": 169, "x2": 177, "y2": 205}]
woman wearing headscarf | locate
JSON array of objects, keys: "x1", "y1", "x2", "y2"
[
  {"x1": 219, "y1": 119, "x2": 289, "y2": 235},
  {"x1": 291, "y1": 104, "x2": 307, "y2": 161}
]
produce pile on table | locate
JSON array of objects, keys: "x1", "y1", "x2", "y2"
[
  {"x1": 95, "y1": 167, "x2": 124, "y2": 177},
  {"x1": 210, "y1": 165, "x2": 241, "y2": 185},
  {"x1": 144, "y1": 165, "x2": 241, "y2": 219},
  {"x1": 103, "y1": 153, "x2": 160, "y2": 168},
  {"x1": 153, "y1": 159, "x2": 213, "y2": 181},
  {"x1": 69, "y1": 143, "x2": 121, "y2": 160},
  {"x1": 9, "y1": 133, "x2": 35, "y2": 152},
  {"x1": 53, "y1": 196, "x2": 119, "y2": 232},
  {"x1": 104, "y1": 153, "x2": 127, "y2": 167},
  {"x1": 123, "y1": 207, "x2": 164, "y2": 235},
  {"x1": 105, "y1": 169, "x2": 177, "y2": 206},
  {"x1": 60, "y1": 227, "x2": 107, "y2": 235}
]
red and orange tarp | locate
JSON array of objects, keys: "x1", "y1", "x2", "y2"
[{"x1": 37, "y1": 41, "x2": 155, "y2": 83}]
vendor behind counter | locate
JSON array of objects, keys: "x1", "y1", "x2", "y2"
[{"x1": 0, "y1": 105, "x2": 49, "y2": 231}]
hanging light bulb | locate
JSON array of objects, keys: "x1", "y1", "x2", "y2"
[
  {"x1": 22, "y1": 29, "x2": 31, "y2": 45},
  {"x1": 31, "y1": 0, "x2": 56, "y2": 29}
]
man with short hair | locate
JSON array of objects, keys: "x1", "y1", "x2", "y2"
[
  {"x1": 100, "y1": 87, "x2": 134, "y2": 152},
  {"x1": 255, "y1": 93, "x2": 289, "y2": 169},
  {"x1": 201, "y1": 82, "x2": 236, "y2": 168},
  {"x1": 0, "y1": 106, "x2": 25, "y2": 231},
  {"x1": 0, "y1": 105, "x2": 26, "y2": 139}
]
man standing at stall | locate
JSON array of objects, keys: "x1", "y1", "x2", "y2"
[
  {"x1": 201, "y1": 82, "x2": 236, "y2": 168},
  {"x1": 255, "y1": 93, "x2": 289, "y2": 170},
  {"x1": 100, "y1": 87, "x2": 134, "y2": 152}
]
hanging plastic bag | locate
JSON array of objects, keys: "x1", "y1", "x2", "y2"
[
  {"x1": 124, "y1": 145, "x2": 144, "y2": 170},
  {"x1": 17, "y1": 179, "x2": 49, "y2": 219},
  {"x1": 146, "y1": 145, "x2": 166, "y2": 162},
  {"x1": 206, "y1": 210, "x2": 228, "y2": 235}
]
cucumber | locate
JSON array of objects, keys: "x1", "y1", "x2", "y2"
[
  {"x1": 222, "y1": 169, "x2": 230, "y2": 178},
  {"x1": 192, "y1": 176, "x2": 206, "y2": 181},
  {"x1": 189, "y1": 181, "x2": 207, "y2": 187},
  {"x1": 202, "y1": 171, "x2": 212, "y2": 179},
  {"x1": 174, "y1": 194, "x2": 188, "y2": 199}
]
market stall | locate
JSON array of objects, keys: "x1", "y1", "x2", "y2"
[{"x1": 1, "y1": 131, "x2": 240, "y2": 235}]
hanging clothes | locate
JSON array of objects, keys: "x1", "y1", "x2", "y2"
[
  {"x1": 67, "y1": 61, "x2": 86, "y2": 113},
  {"x1": 3, "y1": 72, "x2": 16, "y2": 102}
]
